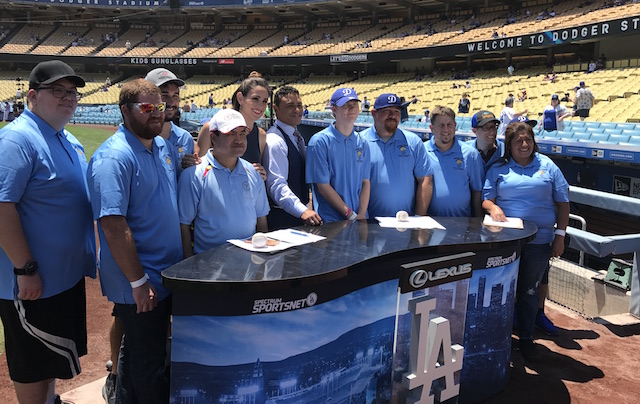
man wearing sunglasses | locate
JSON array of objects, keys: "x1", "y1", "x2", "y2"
[
  {"x1": 178, "y1": 109, "x2": 269, "y2": 256},
  {"x1": 0, "y1": 60, "x2": 96, "y2": 404},
  {"x1": 467, "y1": 110, "x2": 504, "y2": 175},
  {"x1": 145, "y1": 68, "x2": 197, "y2": 171},
  {"x1": 88, "y1": 79, "x2": 182, "y2": 404}
]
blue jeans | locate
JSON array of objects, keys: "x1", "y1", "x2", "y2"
[
  {"x1": 115, "y1": 296, "x2": 171, "y2": 404},
  {"x1": 516, "y1": 243, "x2": 551, "y2": 340}
]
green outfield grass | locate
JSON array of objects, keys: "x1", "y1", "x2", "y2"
[{"x1": 0, "y1": 122, "x2": 113, "y2": 355}]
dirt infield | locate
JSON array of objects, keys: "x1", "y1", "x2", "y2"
[{"x1": 1, "y1": 277, "x2": 639, "y2": 403}]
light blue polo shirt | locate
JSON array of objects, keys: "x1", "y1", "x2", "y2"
[
  {"x1": 167, "y1": 122, "x2": 195, "y2": 170},
  {"x1": 306, "y1": 123, "x2": 371, "y2": 223},
  {"x1": 483, "y1": 153, "x2": 569, "y2": 244},
  {"x1": 466, "y1": 138, "x2": 505, "y2": 177},
  {"x1": 178, "y1": 152, "x2": 269, "y2": 253},
  {"x1": 0, "y1": 109, "x2": 96, "y2": 300},
  {"x1": 88, "y1": 125, "x2": 183, "y2": 304},
  {"x1": 363, "y1": 126, "x2": 432, "y2": 217},
  {"x1": 425, "y1": 138, "x2": 483, "y2": 217}
]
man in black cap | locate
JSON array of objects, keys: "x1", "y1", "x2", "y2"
[
  {"x1": 0, "y1": 60, "x2": 96, "y2": 404},
  {"x1": 468, "y1": 110, "x2": 504, "y2": 175}
]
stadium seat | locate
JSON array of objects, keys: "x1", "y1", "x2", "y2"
[
  {"x1": 607, "y1": 134, "x2": 631, "y2": 144},
  {"x1": 571, "y1": 132, "x2": 591, "y2": 141},
  {"x1": 599, "y1": 123, "x2": 617, "y2": 130},
  {"x1": 586, "y1": 127, "x2": 604, "y2": 134},
  {"x1": 569, "y1": 121, "x2": 586, "y2": 129},
  {"x1": 603, "y1": 128, "x2": 623, "y2": 135},
  {"x1": 622, "y1": 129, "x2": 640, "y2": 136},
  {"x1": 628, "y1": 136, "x2": 640, "y2": 145},
  {"x1": 616, "y1": 123, "x2": 637, "y2": 131},
  {"x1": 557, "y1": 131, "x2": 573, "y2": 139},
  {"x1": 540, "y1": 130, "x2": 558, "y2": 138},
  {"x1": 584, "y1": 122, "x2": 601, "y2": 129},
  {"x1": 589, "y1": 133, "x2": 610, "y2": 143}
]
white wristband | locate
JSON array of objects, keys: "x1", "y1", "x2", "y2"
[
  {"x1": 554, "y1": 229, "x2": 566, "y2": 237},
  {"x1": 348, "y1": 211, "x2": 358, "y2": 221},
  {"x1": 130, "y1": 273, "x2": 149, "y2": 289}
]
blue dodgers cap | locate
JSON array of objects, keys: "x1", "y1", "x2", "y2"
[
  {"x1": 579, "y1": 81, "x2": 585, "y2": 87},
  {"x1": 471, "y1": 110, "x2": 499, "y2": 128},
  {"x1": 373, "y1": 93, "x2": 403, "y2": 110},
  {"x1": 510, "y1": 115, "x2": 537, "y2": 127},
  {"x1": 551, "y1": 94, "x2": 559, "y2": 101},
  {"x1": 330, "y1": 87, "x2": 360, "y2": 107}
]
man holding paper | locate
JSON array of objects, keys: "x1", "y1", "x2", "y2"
[
  {"x1": 178, "y1": 109, "x2": 269, "y2": 257},
  {"x1": 482, "y1": 121, "x2": 569, "y2": 362},
  {"x1": 362, "y1": 93, "x2": 433, "y2": 217}
]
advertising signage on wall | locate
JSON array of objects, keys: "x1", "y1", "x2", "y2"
[
  {"x1": 13, "y1": 0, "x2": 165, "y2": 7},
  {"x1": 181, "y1": 0, "x2": 325, "y2": 7}
]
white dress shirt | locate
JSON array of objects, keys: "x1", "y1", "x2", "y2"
[{"x1": 264, "y1": 119, "x2": 308, "y2": 218}]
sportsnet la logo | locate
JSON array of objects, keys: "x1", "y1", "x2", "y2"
[
  {"x1": 252, "y1": 292, "x2": 318, "y2": 314},
  {"x1": 486, "y1": 252, "x2": 517, "y2": 268}
]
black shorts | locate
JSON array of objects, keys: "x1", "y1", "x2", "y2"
[
  {"x1": 577, "y1": 109, "x2": 590, "y2": 118},
  {"x1": 0, "y1": 279, "x2": 87, "y2": 383}
]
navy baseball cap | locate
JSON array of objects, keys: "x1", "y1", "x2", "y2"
[
  {"x1": 330, "y1": 88, "x2": 360, "y2": 107},
  {"x1": 510, "y1": 115, "x2": 537, "y2": 127},
  {"x1": 471, "y1": 110, "x2": 499, "y2": 128},
  {"x1": 551, "y1": 94, "x2": 559, "y2": 101},
  {"x1": 579, "y1": 81, "x2": 585, "y2": 87},
  {"x1": 373, "y1": 93, "x2": 403, "y2": 110},
  {"x1": 29, "y1": 60, "x2": 85, "y2": 90}
]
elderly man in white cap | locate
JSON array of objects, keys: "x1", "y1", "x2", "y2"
[
  {"x1": 306, "y1": 88, "x2": 371, "y2": 223},
  {"x1": 145, "y1": 68, "x2": 196, "y2": 170},
  {"x1": 178, "y1": 109, "x2": 269, "y2": 257}
]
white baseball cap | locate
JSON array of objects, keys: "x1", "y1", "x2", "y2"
[{"x1": 209, "y1": 109, "x2": 247, "y2": 134}]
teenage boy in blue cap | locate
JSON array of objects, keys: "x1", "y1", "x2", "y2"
[
  {"x1": 468, "y1": 110, "x2": 503, "y2": 175},
  {"x1": 306, "y1": 88, "x2": 371, "y2": 222},
  {"x1": 362, "y1": 93, "x2": 433, "y2": 217}
]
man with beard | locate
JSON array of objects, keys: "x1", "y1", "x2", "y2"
[
  {"x1": 264, "y1": 86, "x2": 322, "y2": 230},
  {"x1": 306, "y1": 88, "x2": 371, "y2": 223},
  {"x1": 362, "y1": 93, "x2": 433, "y2": 218},
  {"x1": 425, "y1": 106, "x2": 483, "y2": 217},
  {"x1": 467, "y1": 110, "x2": 503, "y2": 175},
  {"x1": 88, "y1": 79, "x2": 182, "y2": 404},
  {"x1": 0, "y1": 60, "x2": 96, "y2": 404},
  {"x1": 145, "y1": 68, "x2": 196, "y2": 170}
]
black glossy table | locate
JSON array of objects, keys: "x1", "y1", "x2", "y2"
[{"x1": 163, "y1": 218, "x2": 536, "y2": 403}]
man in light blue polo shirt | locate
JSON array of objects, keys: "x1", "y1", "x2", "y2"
[
  {"x1": 178, "y1": 109, "x2": 269, "y2": 256},
  {"x1": 306, "y1": 88, "x2": 371, "y2": 222},
  {"x1": 0, "y1": 60, "x2": 96, "y2": 404},
  {"x1": 426, "y1": 105, "x2": 483, "y2": 217},
  {"x1": 363, "y1": 93, "x2": 433, "y2": 217},
  {"x1": 88, "y1": 79, "x2": 182, "y2": 404},
  {"x1": 467, "y1": 110, "x2": 504, "y2": 176},
  {"x1": 145, "y1": 68, "x2": 197, "y2": 171}
]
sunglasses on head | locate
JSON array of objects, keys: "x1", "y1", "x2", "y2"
[{"x1": 128, "y1": 102, "x2": 166, "y2": 113}]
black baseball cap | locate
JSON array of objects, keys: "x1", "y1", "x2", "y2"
[
  {"x1": 29, "y1": 60, "x2": 85, "y2": 90},
  {"x1": 471, "y1": 110, "x2": 499, "y2": 128}
]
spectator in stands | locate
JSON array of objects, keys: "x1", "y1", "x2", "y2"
[
  {"x1": 499, "y1": 96, "x2": 528, "y2": 137},
  {"x1": 190, "y1": 99, "x2": 197, "y2": 111},
  {"x1": 561, "y1": 92, "x2": 570, "y2": 102},
  {"x1": 362, "y1": 96, "x2": 371, "y2": 114},
  {"x1": 363, "y1": 93, "x2": 433, "y2": 218},
  {"x1": 88, "y1": 78, "x2": 181, "y2": 404},
  {"x1": 306, "y1": 88, "x2": 370, "y2": 223},
  {"x1": 182, "y1": 100, "x2": 190, "y2": 112},
  {"x1": 587, "y1": 60, "x2": 597, "y2": 73},
  {"x1": 539, "y1": 94, "x2": 572, "y2": 132},
  {"x1": 105, "y1": 76, "x2": 111, "y2": 88},
  {"x1": 468, "y1": 110, "x2": 503, "y2": 175},
  {"x1": 303, "y1": 105, "x2": 309, "y2": 117},
  {"x1": 125, "y1": 40, "x2": 132, "y2": 50},
  {"x1": 423, "y1": 107, "x2": 430, "y2": 122},
  {"x1": 400, "y1": 95, "x2": 418, "y2": 122},
  {"x1": 264, "y1": 86, "x2": 321, "y2": 230},
  {"x1": 518, "y1": 89, "x2": 528, "y2": 102},
  {"x1": 0, "y1": 60, "x2": 95, "y2": 404},
  {"x1": 426, "y1": 106, "x2": 483, "y2": 217},
  {"x1": 574, "y1": 81, "x2": 595, "y2": 120},
  {"x1": 208, "y1": 93, "x2": 214, "y2": 108},
  {"x1": 507, "y1": 65, "x2": 515, "y2": 76},
  {"x1": 483, "y1": 122, "x2": 569, "y2": 361},
  {"x1": 458, "y1": 93, "x2": 471, "y2": 113}
]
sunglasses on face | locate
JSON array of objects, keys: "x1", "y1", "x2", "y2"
[
  {"x1": 39, "y1": 86, "x2": 82, "y2": 101},
  {"x1": 128, "y1": 102, "x2": 166, "y2": 113}
]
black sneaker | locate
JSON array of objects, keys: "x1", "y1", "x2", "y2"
[
  {"x1": 519, "y1": 339, "x2": 539, "y2": 362},
  {"x1": 54, "y1": 395, "x2": 75, "y2": 404},
  {"x1": 102, "y1": 373, "x2": 117, "y2": 404}
]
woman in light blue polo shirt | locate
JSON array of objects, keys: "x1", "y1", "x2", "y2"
[{"x1": 482, "y1": 122, "x2": 570, "y2": 362}]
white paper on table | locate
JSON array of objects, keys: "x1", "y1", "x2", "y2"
[
  {"x1": 482, "y1": 214, "x2": 524, "y2": 229},
  {"x1": 376, "y1": 216, "x2": 446, "y2": 230},
  {"x1": 227, "y1": 229, "x2": 326, "y2": 253},
  {"x1": 267, "y1": 229, "x2": 326, "y2": 245}
]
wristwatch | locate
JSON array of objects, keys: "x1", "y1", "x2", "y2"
[{"x1": 14, "y1": 260, "x2": 39, "y2": 276}]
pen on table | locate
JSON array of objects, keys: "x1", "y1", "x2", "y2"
[{"x1": 290, "y1": 230, "x2": 309, "y2": 237}]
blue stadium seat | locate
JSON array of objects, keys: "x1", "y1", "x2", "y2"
[
  {"x1": 599, "y1": 123, "x2": 617, "y2": 130},
  {"x1": 607, "y1": 134, "x2": 631, "y2": 144},
  {"x1": 622, "y1": 129, "x2": 640, "y2": 136},
  {"x1": 458, "y1": 121, "x2": 471, "y2": 131},
  {"x1": 584, "y1": 122, "x2": 601, "y2": 129},
  {"x1": 540, "y1": 130, "x2": 558, "y2": 138},
  {"x1": 569, "y1": 121, "x2": 586, "y2": 129},
  {"x1": 603, "y1": 128, "x2": 623, "y2": 135},
  {"x1": 628, "y1": 136, "x2": 640, "y2": 145},
  {"x1": 616, "y1": 123, "x2": 636, "y2": 131},
  {"x1": 589, "y1": 133, "x2": 610, "y2": 143},
  {"x1": 586, "y1": 127, "x2": 604, "y2": 134},
  {"x1": 572, "y1": 132, "x2": 591, "y2": 141},
  {"x1": 557, "y1": 131, "x2": 574, "y2": 139}
]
